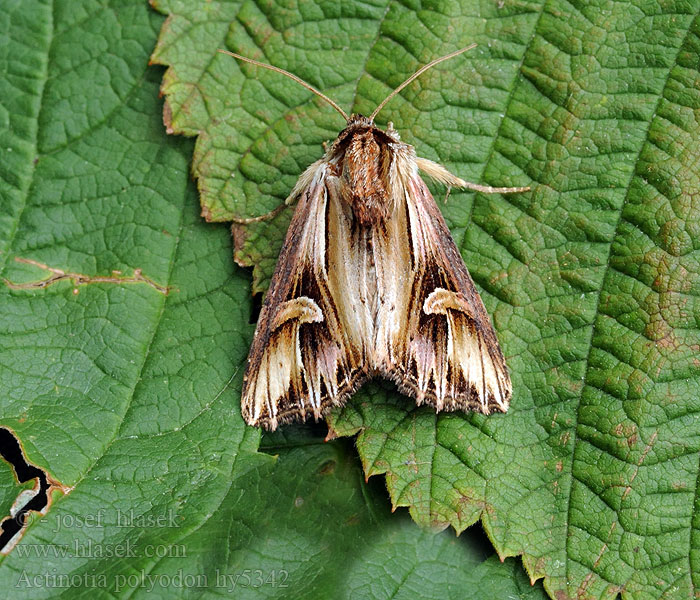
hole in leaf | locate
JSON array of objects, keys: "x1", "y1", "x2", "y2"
[
  {"x1": 249, "y1": 291, "x2": 263, "y2": 324},
  {"x1": 0, "y1": 427, "x2": 67, "y2": 554}
]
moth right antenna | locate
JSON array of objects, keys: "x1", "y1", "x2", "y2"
[
  {"x1": 217, "y1": 49, "x2": 350, "y2": 122},
  {"x1": 369, "y1": 44, "x2": 477, "y2": 122}
]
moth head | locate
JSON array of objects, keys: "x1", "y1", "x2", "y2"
[
  {"x1": 331, "y1": 117, "x2": 397, "y2": 225},
  {"x1": 216, "y1": 46, "x2": 479, "y2": 224}
]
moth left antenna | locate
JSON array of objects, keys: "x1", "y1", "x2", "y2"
[
  {"x1": 369, "y1": 44, "x2": 477, "y2": 122},
  {"x1": 217, "y1": 50, "x2": 350, "y2": 122}
]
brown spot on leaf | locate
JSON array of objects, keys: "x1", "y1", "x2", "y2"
[
  {"x1": 231, "y1": 223, "x2": 250, "y2": 263},
  {"x1": 200, "y1": 202, "x2": 213, "y2": 223},
  {"x1": 4, "y1": 257, "x2": 168, "y2": 295},
  {"x1": 622, "y1": 431, "x2": 658, "y2": 500},
  {"x1": 317, "y1": 460, "x2": 336, "y2": 475},
  {"x1": 162, "y1": 99, "x2": 174, "y2": 134}
]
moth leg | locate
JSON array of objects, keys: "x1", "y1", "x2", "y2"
[
  {"x1": 230, "y1": 157, "x2": 327, "y2": 224},
  {"x1": 415, "y1": 157, "x2": 530, "y2": 194},
  {"x1": 230, "y1": 202, "x2": 286, "y2": 225},
  {"x1": 443, "y1": 187, "x2": 452, "y2": 205}
]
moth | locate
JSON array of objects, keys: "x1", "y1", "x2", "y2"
[{"x1": 220, "y1": 46, "x2": 529, "y2": 430}]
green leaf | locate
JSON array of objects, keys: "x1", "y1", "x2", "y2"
[
  {"x1": 0, "y1": 457, "x2": 33, "y2": 522},
  {"x1": 343, "y1": 517, "x2": 544, "y2": 600},
  {"x1": 150, "y1": 0, "x2": 700, "y2": 599},
  {"x1": 0, "y1": 1, "x2": 549, "y2": 599}
]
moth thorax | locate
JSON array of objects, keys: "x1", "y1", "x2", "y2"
[{"x1": 341, "y1": 129, "x2": 391, "y2": 226}]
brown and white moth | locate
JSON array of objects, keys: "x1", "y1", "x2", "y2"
[{"x1": 220, "y1": 46, "x2": 529, "y2": 430}]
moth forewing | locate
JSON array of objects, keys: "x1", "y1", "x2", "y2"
[
  {"x1": 241, "y1": 164, "x2": 369, "y2": 430},
  {"x1": 226, "y1": 48, "x2": 529, "y2": 430},
  {"x1": 373, "y1": 147, "x2": 512, "y2": 415}
]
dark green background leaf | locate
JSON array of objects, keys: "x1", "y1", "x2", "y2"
[
  {"x1": 150, "y1": 1, "x2": 700, "y2": 599},
  {"x1": 0, "y1": 0, "x2": 549, "y2": 598}
]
